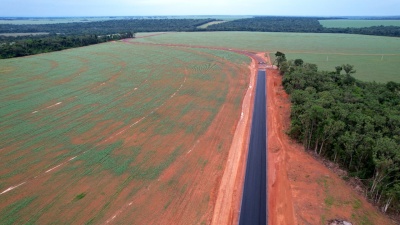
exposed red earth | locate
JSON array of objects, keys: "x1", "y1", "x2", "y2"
[
  {"x1": 1, "y1": 33, "x2": 396, "y2": 224},
  {"x1": 266, "y1": 68, "x2": 395, "y2": 225}
]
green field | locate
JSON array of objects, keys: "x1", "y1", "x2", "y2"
[
  {"x1": 0, "y1": 16, "x2": 249, "y2": 25},
  {"x1": 0, "y1": 40, "x2": 250, "y2": 224},
  {"x1": 319, "y1": 19, "x2": 400, "y2": 28},
  {"x1": 133, "y1": 32, "x2": 400, "y2": 82},
  {"x1": 0, "y1": 17, "x2": 117, "y2": 25},
  {"x1": 0, "y1": 32, "x2": 49, "y2": 36}
]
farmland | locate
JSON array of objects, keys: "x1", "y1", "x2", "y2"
[
  {"x1": 0, "y1": 32, "x2": 49, "y2": 36},
  {"x1": 319, "y1": 19, "x2": 400, "y2": 28},
  {"x1": 133, "y1": 32, "x2": 400, "y2": 82},
  {"x1": 0, "y1": 40, "x2": 250, "y2": 224},
  {"x1": 0, "y1": 17, "x2": 116, "y2": 25}
]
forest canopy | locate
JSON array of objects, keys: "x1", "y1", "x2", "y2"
[
  {"x1": 277, "y1": 52, "x2": 400, "y2": 213},
  {"x1": 207, "y1": 17, "x2": 400, "y2": 37}
]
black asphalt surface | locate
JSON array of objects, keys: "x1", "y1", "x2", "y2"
[{"x1": 239, "y1": 70, "x2": 267, "y2": 225}]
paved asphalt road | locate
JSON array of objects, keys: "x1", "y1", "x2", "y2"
[{"x1": 239, "y1": 70, "x2": 267, "y2": 225}]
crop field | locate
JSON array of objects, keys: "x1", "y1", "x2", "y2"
[
  {"x1": 319, "y1": 19, "x2": 400, "y2": 28},
  {"x1": 0, "y1": 41, "x2": 250, "y2": 224},
  {"x1": 0, "y1": 17, "x2": 118, "y2": 25},
  {"x1": 134, "y1": 32, "x2": 400, "y2": 82},
  {"x1": 0, "y1": 32, "x2": 49, "y2": 36}
]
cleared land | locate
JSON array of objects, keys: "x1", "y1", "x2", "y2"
[
  {"x1": 0, "y1": 40, "x2": 250, "y2": 224},
  {"x1": 197, "y1": 21, "x2": 227, "y2": 29},
  {"x1": 319, "y1": 19, "x2": 400, "y2": 28},
  {"x1": 266, "y1": 68, "x2": 394, "y2": 225},
  {"x1": 133, "y1": 32, "x2": 400, "y2": 82}
]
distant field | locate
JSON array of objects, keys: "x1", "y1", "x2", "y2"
[
  {"x1": 134, "y1": 32, "x2": 400, "y2": 82},
  {"x1": 0, "y1": 41, "x2": 250, "y2": 224},
  {"x1": 0, "y1": 32, "x2": 49, "y2": 36},
  {"x1": 0, "y1": 16, "x2": 249, "y2": 25},
  {"x1": 197, "y1": 21, "x2": 227, "y2": 28},
  {"x1": 319, "y1": 19, "x2": 400, "y2": 28},
  {"x1": 0, "y1": 17, "x2": 116, "y2": 25}
]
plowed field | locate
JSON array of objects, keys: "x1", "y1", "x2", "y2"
[{"x1": 0, "y1": 41, "x2": 250, "y2": 224}]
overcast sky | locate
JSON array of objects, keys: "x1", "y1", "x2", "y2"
[{"x1": 1, "y1": 0, "x2": 399, "y2": 17}]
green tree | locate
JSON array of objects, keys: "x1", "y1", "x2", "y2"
[
  {"x1": 294, "y1": 59, "x2": 304, "y2": 66},
  {"x1": 335, "y1": 66, "x2": 343, "y2": 74},
  {"x1": 274, "y1": 51, "x2": 287, "y2": 68},
  {"x1": 342, "y1": 64, "x2": 356, "y2": 75}
]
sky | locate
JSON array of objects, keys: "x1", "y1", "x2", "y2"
[{"x1": 1, "y1": 0, "x2": 399, "y2": 17}]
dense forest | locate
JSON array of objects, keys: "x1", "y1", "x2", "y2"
[
  {"x1": 0, "y1": 32, "x2": 134, "y2": 59},
  {"x1": 1, "y1": 17, "x2": 399, "y2": 58},
  {"x1": 1, "y1": 17, "x2": 399, "y2": 37},
  {"x1": 275, "y1": 52, "x2": 400, "y2": 213},
  {"x1": 0, "y1": 18, "x2": 215, "y2": 58},
  {"x1": 0, "y1": 19, "x2": 215, "y2": 34},
  {"x1": 207, "y1": 17, "x2": 326, "y2": 32},
  {"x1": 207, "y1": 17, "x2": 400, "y2": 37}
]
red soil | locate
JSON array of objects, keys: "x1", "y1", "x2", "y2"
[
  {"x1": 266, "y1": 68, "x2": 394, "y2": 225},
  {"x1": 267, "y1": 68, "x2": 297, "y2": 225},
  {"x1": 3, "y1": 34, "x2": 394, "y2": 224},
  {"x1": 211, "y1": 56, "x2": 257, "y2": 225}
]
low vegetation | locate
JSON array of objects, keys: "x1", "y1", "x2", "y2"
[
  {"x1": 133, "y1": 32, "x2": 400, "y2": 83},
  {"x1": 0, "y1": 42, "x2": 249, "y2": 223},
  {"x1": 276, "y1": 51, "x2": 400, "y2": 214},
  {"x1": 319, "y1": 19, "x2": 400, "y2": 28}
]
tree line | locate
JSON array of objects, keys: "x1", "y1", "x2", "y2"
[
  {"x1": 275, "y1": 52, "x2": 400, "y2": 214},
  {"x1": 1, "y1": 17, "x2": 399, "y2": 59},
  {"x1": 0, "y1": 18, "x2": 216, "y2": 59},
  {"x1": 0, "y1": 32, "x2": 134, "y2": 59},
  {"x1": 207, "y1": 17, "x2": 400, "y2": 37},
  {"x1": 0, "y1": 19, "x2": 216, "y2": 34}
]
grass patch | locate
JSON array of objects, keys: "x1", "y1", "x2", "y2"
[
  {"x1": 0, "y1": 196, "x2": 37, "y2": 224},
  {"x1": 319, "y1": 19, "x2": 400, "y2": 28},
  {"x1": 164, "y1": 199, "x2": 172, "y2": 210},
  {"x1": 75, "y1": 193, "x2": 86, "y2": 200},
  {"x1": 353, "y1": 199, "x2": 362, "y2": 209},
  {"x1": 217, "y1": 143, "x2": 223, "y2": 153},
  {"x1": 324, "y1": 195, "x2": 334, "y2": 208},
  {"x1": 198, "y1": 158, "x2": 208, "y2": 169},
  {"x1": 77, "y1": 142, "x2": 141, "y2": 176}
]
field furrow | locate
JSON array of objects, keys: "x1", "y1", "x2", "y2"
[{"x1": 0, "y1": 40, "x2": 250, "y2": 224}]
